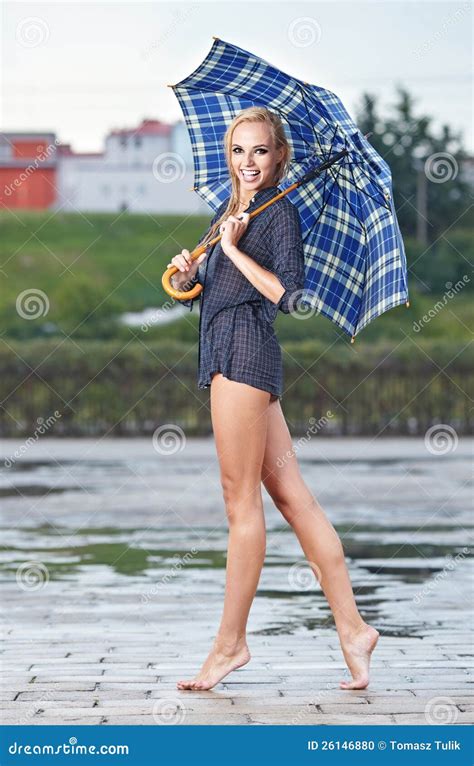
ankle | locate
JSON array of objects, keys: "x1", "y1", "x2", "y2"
[
  {"x1": 214, "y1": 633, "x2": 248, "y2": 654},
  {"x1": 338, "y1": 620, "x2": 368, "y2": 642}
]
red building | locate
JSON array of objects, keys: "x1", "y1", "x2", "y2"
[{"x1": 0, "y1": 132, "x2": 63, "y2": 209}]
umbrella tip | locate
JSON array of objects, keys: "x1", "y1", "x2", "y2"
[
  {"x1": 212, "y1": 35, "x2": 220, "y2": 40},
  {"x1": 351, "y1": 335, "x2": 355, "y2": 344},
  {"x1": 405, "y1": 300, "x2": 410, "y2": 308},
  {"x1": 167, "y1": 84, "x2": 175, "y2": 88}
]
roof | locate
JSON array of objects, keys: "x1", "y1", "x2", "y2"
[{"x1": 109, "y1": 118, "x2": 172, "y2": 138}]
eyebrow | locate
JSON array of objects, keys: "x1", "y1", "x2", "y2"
[{"x1": 231, "y1": 143, "x2": 269, "y2": 148}]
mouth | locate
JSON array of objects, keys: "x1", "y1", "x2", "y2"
[{"x1": 240, "y1": 169, "x2": 261, "y2": 182}]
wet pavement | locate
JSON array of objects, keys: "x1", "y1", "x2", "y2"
[{"x1": 0, "y1": 436, "x2": 472, "y2": 725}]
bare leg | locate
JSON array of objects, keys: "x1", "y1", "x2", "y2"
[
  {"x1": 261, "y1": 400, "x2": 379, "y2": 690},
  {"x1": 177, "y1": 374, "x2": 270, "y2": 691}
]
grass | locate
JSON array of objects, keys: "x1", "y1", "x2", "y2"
[{"x1": 1, "y1": 210, "x2": 472, "y2": 346}]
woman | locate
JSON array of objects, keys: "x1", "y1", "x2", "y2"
[{"x1": 168, "y1": 107, "x2": 379, "y2": 692}]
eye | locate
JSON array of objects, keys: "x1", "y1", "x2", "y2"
[
  {"x1": 255, "y1": 148, "x2": 268, "y2": 154},
  {"x1": 232, "y1": 147, "x2": 243, "y2": 153}
]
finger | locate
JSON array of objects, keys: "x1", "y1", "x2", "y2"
[
  {"x1": 176, "y1": 257, "x2": 190, "y2": 272},
  {"x1": 181, "y1": 250, "x2": 194, "y2": 269}
]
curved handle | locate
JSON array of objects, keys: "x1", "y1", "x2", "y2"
[
  {"x1": 162, "y1": 182, "x2": 300, "y2": 300},
  {"x1": 161, "y1": 241, "x2": 208, "y2": 301},
  {"x1": 162, "y1": 221, "x2": 239, "y2": 301}
]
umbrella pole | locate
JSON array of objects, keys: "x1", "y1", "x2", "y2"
[{"x1": 162, "y1": 151, "x2": 349, "y2": 301}]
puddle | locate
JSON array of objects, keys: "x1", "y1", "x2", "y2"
[{"x1": 1, "y1": 439, "x2": 472, "y2": 642}]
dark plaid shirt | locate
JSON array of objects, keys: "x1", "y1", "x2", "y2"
[{"x1": 180, "y1": 185, "x2": 305, "y2": 399}]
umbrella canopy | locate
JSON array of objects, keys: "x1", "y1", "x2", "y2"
[{"x1": 170, "y1": 37, "x2": 409, "y2": 340}]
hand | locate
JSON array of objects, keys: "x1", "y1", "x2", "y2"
[
  {"x1": 219, "y1": 213, "x2": 250, "y2": 255},
  {"x1": 167, "y1": 248, "x2": 208, "y2": 290}
]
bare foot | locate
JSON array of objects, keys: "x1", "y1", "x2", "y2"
[
  {"x1": 176, "y1": 638, "x2": 251, "y2": 691},
  {"x1": 338, "y1": 623, "x2": 379, "y2": 690}
]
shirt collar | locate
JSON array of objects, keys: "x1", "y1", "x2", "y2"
[{"x1": 247, "y1": 185, "x2": 280, "y2": 208}]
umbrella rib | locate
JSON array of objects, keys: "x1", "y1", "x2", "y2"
[
  {"x1": 306, "y1": 157, "x2": 346, "y2": 230},
  {"x1": 300, "y1": 87, "x2": 341, "y2": 149},
  {"x1": 344, "y1": 158, "x2": 391, "y2": 210},
  {"x1": 300, "y1": 89, "x2": 392, "y2": 208},
  {"x1": 325, "y1": 161, "x2": 368, "y2": 240},
  {"x1": 272, "y1": 105, "x2": 316, "y2": 155},
  {"x1": 308, "y1": 129, "x2": 366, "y2": 233},
  {"x1": 346, "y1": 159, "x2": 391, "y2": 212}
]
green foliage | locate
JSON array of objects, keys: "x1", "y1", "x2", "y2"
[
  {"x1": 1, "y1": 210, "x2": 472, "y2": 344},
  {"x1": 356, "y1": 86, "x2": 473, "y2": 241}
]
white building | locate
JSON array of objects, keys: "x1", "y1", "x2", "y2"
[{"x1": 55, "y1": 118, "x2": 210, "y2": 215}]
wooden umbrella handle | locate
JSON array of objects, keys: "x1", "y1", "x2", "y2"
[
  {"x1": 163, "y1": 148, "x2": 352, "y2": 300},
  {"x1": 161, "y1": 182, "x2": 301, "y2": 300}
]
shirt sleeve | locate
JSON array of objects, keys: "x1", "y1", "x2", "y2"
[
  {"x1": 265, "y1": 200, "x2": 305, "y2": 318},
  {"x1": 179, "y1": 204, "x2": 225, "y2": 312}
]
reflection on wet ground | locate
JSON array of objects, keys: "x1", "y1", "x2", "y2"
[
  {"x1": 1, "y1": 438, "x2": 472, "y2": 641},
  {"x1": 1, "y1": 437, "x2": 472, "y2": 725},
  {"x1": 1, "y1": 524, "x2": 470, "y2": 639}
]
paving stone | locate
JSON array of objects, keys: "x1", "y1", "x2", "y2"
[
  {"x1": 393, "y1": 711, "x2": 474, "y2": 724},
  {"x1": 2, "y1": 437, "x2": 472, "y2": 726}
]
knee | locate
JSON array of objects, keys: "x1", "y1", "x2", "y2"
[{"x1": 221, "y1": 474, "x2": 260, "y2": 507}]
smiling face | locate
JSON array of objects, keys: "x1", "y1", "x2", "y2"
[{"x1": 230, "y1": 121, "x2": 284, "y2": 200}]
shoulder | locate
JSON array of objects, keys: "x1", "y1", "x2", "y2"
[{"x1": 266, "y1": 196, "x2": 302, "y2": 233}]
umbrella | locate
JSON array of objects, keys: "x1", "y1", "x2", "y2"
[{"x1": 166, "y1": 36, "x2": 409, "y2": 341}]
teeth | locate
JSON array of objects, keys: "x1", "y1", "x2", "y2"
[{"x1": 241, "y1": 170, "x2": 259, "y2": 177}]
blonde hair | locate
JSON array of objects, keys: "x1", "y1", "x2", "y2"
[{"x1": 200, "y1": 107, "x2": 291, "y2": 249}]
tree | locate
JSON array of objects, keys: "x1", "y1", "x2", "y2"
[{"x1": 356, "y1": 87, "x2": 472, "y2": 242}]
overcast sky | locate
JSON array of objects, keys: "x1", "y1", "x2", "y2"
[{"x1": 2, "y1": 0, "x2": 472, "y2": 153}]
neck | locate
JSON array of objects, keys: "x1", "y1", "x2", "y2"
[{"x1": 238, "y1": 183, "x2": 274, "y2": 206}]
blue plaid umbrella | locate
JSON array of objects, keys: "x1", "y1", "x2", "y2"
[{"x1": 169, "y1": 37, "x2": 409, "y2": 340}]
